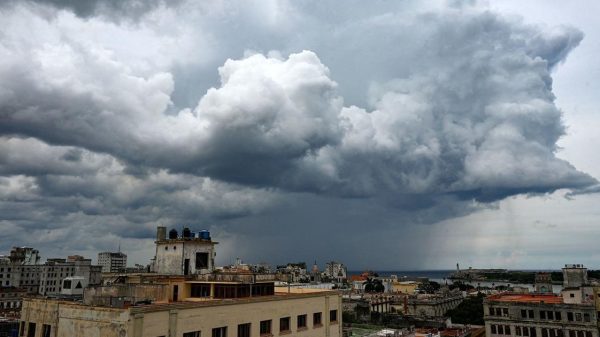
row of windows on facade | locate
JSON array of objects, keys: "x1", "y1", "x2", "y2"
[
  {"x1": 179, "y1": 311, "x2": 337, "y2": 337},
  {"x1": 0, "y1": 270, "x2": 75, "y2": 278},
  {"x1": 20, "y1": 322, "x2": 51, "y2": 337},
  {"x1": 490, "y1": 324, "x2": 594, "y2": 337},
  {"x1": 488, "y1": 307, "x2": 592, "y2": 322},
  {"x1": 190, "y1": 283, "x2": 275, "y2": 298},
  {"x1": 0, "y1": 301, "x2": 20, "y2": 309},
  {"x1": 20, "y1": 311, "x2": 338, "y2": 337}
]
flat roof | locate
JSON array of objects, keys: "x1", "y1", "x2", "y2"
[
  {"x1": 23, "y1": 288, "x2": 338, "y2": 314},
  {"x1": 130, "y1": 290, "x2": 338, "y2": 313},
  {"x1": 487, "y1": 294, "x2": 563, "y2": 304}
]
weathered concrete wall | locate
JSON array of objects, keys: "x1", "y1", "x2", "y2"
[
  {"x1": 155, "y1": 241, "x2": 184, "y2": 275},
  {"x1": 21, "y1": 298, "x2": 129, "y2": 337},
  {"x1": 84, "y1": 284, "x2": 168, "y2": 306},
  {"x1": 58, "y1": 305, "x2": 128, "y2": 337}
]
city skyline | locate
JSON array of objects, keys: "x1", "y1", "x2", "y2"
[{"x1": 1, "y1": 0, "x2": 599, "y2": 270}]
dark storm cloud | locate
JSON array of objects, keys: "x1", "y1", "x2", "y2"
[
  {"x1": 0, "y1": 0, "x2": 596, "y2": 264},
  {"x1": 3, "y1": 0, "x2": 182, "y2": 19}
]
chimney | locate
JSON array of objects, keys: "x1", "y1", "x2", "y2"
[{"x1": 156, "y1": 226, "x2": 167, "y2": 241}]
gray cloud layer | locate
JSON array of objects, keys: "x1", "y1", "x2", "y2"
[{"x1": 0, "y1": 0, "x2": 596, "y2": 266}]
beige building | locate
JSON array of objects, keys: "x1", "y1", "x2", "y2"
[{"x1": 20, "y1": 286, "x2": 341, "y2": 337}]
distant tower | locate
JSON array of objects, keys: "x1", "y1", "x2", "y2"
[
  {"x1": 562, "y1": 264, "x2": 588, "y2": 288},
  {"x1": 311, "y1": 260, "x2": 321, "y2": 283},
  {"x1": 534, "y1": 272, "x2": 553, "y2": 293},
  {"x1": 456, "y1": 263, "x2": 460, "y2": 273}
]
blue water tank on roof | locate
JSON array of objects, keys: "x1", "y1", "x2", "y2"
[{"x1": 199, "y1": 230, "x2": 210, "y2": 240}]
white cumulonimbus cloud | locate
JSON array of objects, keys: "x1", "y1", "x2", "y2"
[{"x1": 0, "y1": 0, "x2": 596, "y2": 262}]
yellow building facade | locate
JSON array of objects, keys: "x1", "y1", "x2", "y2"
[{"x1": 20, "y1": 288, "x2": 342, "y2": 337}]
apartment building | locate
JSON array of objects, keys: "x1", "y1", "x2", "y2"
[
  {"x1": 97, "y1": 251, "x2": 128, "y2": 273},
  {"x1": 0, "y1": 287, "x2": 26, "y2": 315},
  {"x1": 38, "y1": 256, "x2": 102, "y2": 296},
  {"x1": 484, "y1": 293, "x2": 597, "y2": 337},
  {"x1": 484, "y1": 265, "x2": 598, "y2": 337}
]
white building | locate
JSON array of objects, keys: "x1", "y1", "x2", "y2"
[
  {"x1": 153, "y1": 226, "x2": 217, "y2": 275},
  {"x1": 324, "y1": 261, "x2": 347, "y2": 283},
  {"x1": 97, "y1": 252, "x2": 127, "y2": 273}
]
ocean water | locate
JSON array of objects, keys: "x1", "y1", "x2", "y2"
[{"x1": 348, "y1": 270, "x2": 455, "y2": 279}]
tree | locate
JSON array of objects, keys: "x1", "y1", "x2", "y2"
[
  {"x1": 420, "y1": 281, "x2": 441, "y2": 294},
  {"x1": 364, "y1": 278, "x2": 385, "y2": 293},
  {"x1": 445, "y1": 292, "x2": 485, "y2": 325}
]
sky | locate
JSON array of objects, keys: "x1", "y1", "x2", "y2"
[{"x1": 0, "y1": 0, "x2": 599, "y2": 271}]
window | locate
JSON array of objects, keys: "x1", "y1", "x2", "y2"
[
  {"x1": 42, "y1": 324, "x2": 51, "y2": 337},
  {"x1": 260, "y1": 320, "x2": 272, "y2": 336},
  {"x1": 280, "y1": 317, "x2": 290, "y2": 333},
  {"x1": 492, "y1": 325, "x2": 497, "y2": 334},
  {"x1": 313, "y1": 312, "x2": 322, "y2": 326},
  {"x1": 238, "y1": 323, "x2": 251, "y2": 337},
  {"x1": 521, "y1": 310, "x2": 527, "y2": 318},
  {"x1": 27, "y1": 322, "x2": 36, "y2": 337},
  {"x1": 556, "y1": 312, "x2": 562, "y2": 321},
  {"x1": 542, "y1": 329, "x2": 549, "y2": 337},
  {"x1": 568, "y1": 312, "x2": 574, "y2": 322},
  {"x1": 489, "y1": 307, "x2": 495, "y2": 316},
  {"x1": 190, "y1": 284, "x2": 211, "y2": 297},
  {"x1": 19, "y1": 321, "x2": 24, "y2": 336},
  {"x1": 184, "y1": 332, "x2": 201, "y2": 337},
  {"x1": 502, "y1": 308, "x2": 508, "y2": 317},
  {"x1": 213, "y1": 327, "x2": 227, "y2": 337},
  {"x1": 496, "y1": 308, "x2": 502, "y2": 316},
  {"x1": 196, "y1": 252, "x2": 209, "y2": 269},
  {"x1": 330, "y1": 310, "x2": 338, "y2": 323},
  {"x1": 541, "y1": 311, "x2": 546, "y2": 319},
  {"x1": 297, "y1": 314, "x2": 307, "y2": 329},
  {"x1": 570, "y1": 294, "x2": 575, "y2": 298},
  {"x1": 583, "y1": 313, "x2": 590, "y2": 322},
  {"x1": 63, "y1": 280, "x2": 71, "y2": 289},
  {"x1": 575, "y1": 313, "x2": 582, "y2": 322},
  {"x1": 516, "y1": 327, "x2": 522, "y2": 336}
]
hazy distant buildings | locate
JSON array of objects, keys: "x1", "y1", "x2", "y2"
[
  {"x1": 0, "y1": 246, "x2": 102, "y2": 315},
  {"x1": 97, "y1": 251, "x2": 127, "y2": 273},
  {"x1": 38, "y1": 255, "x2": 101, "y2": 296},
  {"x1": 324, "y1": 261, "x2": 347, "y2": 283}
]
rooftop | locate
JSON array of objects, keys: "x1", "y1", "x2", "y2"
[
  {"x1": 24, "y1": 287, "x2": 337, "y2": 314},
  {"x1": 487, "y1": 293, "x2": 563, "y2": 304}
]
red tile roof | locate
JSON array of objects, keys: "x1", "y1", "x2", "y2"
[{"x1": 487, "y1": 293, "x2": 563, "y2": 304}]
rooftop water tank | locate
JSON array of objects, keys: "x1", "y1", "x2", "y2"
[
  {"x1": 199, "y1": 230, "x2": 210, "y2": 240},
  {"x1": 182, "y1": 227, "x2": 192, "y2": 239},
  {"x1": 168, "y1": 229, "x2": 178, "y2": 239}
]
